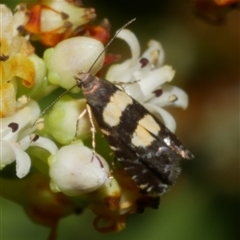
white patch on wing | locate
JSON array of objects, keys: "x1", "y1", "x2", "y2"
[
  {"x1": 103, "y1": 90, "x2": 133, "y2": 127},
  {"x1": 131, "y1": 124, "x2": 155, "y2": 147},
  {"x1": 138, "y1": 114, "x2": 161, "y2": 136}
]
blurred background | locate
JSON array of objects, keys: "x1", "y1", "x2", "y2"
[{"x1": 2, "y1": 0, "x2": 239, "y2": 239}]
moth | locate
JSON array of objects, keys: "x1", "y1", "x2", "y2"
[{"x1": 74, "y1": 20, "x2": 193, "y2": 196}]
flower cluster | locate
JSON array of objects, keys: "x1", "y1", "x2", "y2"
[{"x1": 0, "y1": 0, "x2": 190, "y2": 238}]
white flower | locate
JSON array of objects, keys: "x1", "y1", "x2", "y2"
[
  {"x1": 0, "y1": 99, "x2": 58, "y2": 178},
  {"x1": 0, "y1": 4, "x2": 36, "y2": 117},
  {"x1": 49, "y1": 142, "x2": 110, "y2": 196},
  {"x1": 36, "y1": 0, "x2": 96, "y2": 33},
  {"x1": 106, "y1": 29, "x2": 189, "y2": 132}
]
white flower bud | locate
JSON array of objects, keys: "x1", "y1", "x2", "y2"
[
  {"x1": 44, "y1": 37, "x2": 104, "y2": 90},
  {"x1": 39, "y1": 1, "x2": 96, "y2": 33},
  {"x1": 49, "y1": 143, "x2": 110, "y2": 196},
  {"x1": 45, "y1": 95, "x2": 90, "y2": 145}
]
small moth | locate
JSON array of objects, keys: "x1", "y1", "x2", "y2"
[{"x1": 73, "y1": 20, "x2": 194, "y2": 197}]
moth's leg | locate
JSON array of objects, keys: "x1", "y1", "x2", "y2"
[
  {"x1": 74, "y1": 108, "x2": 87, "y2": 140},
  {"x1": 86, "y1": 104, "x2": 96, "y2": 156},
  {"x1": 75, "y1": 104, "x2": 96, "y2": 159}
]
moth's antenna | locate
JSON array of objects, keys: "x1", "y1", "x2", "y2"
[
  {"x1": 88, "y1": 18, "x2": 136, "y2": 73},
  {"x1": 32, "y1": 84, "x2": 76, "y2": 127},
  {"x1": 33, "y1": 18, "x2": 136, "y2": 127}
]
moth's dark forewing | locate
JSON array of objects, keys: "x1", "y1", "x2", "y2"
[
  {"x1": 104, "y1": 134, "x2": 171, "y2": 195},
  {"x1": 154, "y1": 121, "x2": 194, "y2": 160},
  {"x1": 80, "y1": 75, "x2": 192, "y2": 196},
  {"x1": 112, "y1": 130, "x2": 182, "y2": 195}
]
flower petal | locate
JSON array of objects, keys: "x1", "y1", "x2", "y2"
[
  {"x1": 0, "y1": 141, "x2": 16, "y2": 168},
  {"x1": 117, "y1": 29, "x2": 140, "y2": 65},
  {"x1": 1, "y1": 100, "x2": 40, "y2": 141},
  {"x1": 12, "y1": 4, "x2": 29, "y2": 37},
  {"x1": 0, "y1": 82, "x2": 16, "y2": 117},
  {"x1": 7, "y1": 141, "x2": 31, "y2": 178},
  {"x1": 30, "y1": 136, "x2": 58, "y2": 155},
  {"x1": 106, "y1": 30, "x2": 142, "y2": 83},
  {"x1": 142, "y1": 40, "x2": 165, "y2": 67},
  {"x1": 40, "y1": 1, "x2": 96, "y2": 32},
  {"x1": 0, "y1": 4, "x2": 13, "y2": 50},
  {"x1": 122, "y1": 82, "x2": 145, "y2": 101},
  {"x1": 149, "y1": 84, "x2": 189, "y2": 109},
  {"x1": 7, "y1": 54, "x2": 35, "y2": 87},
  {"x1": 106, "y1": 59, "x2": 136, "y2": 83},
  {"x1": 135, "y1": 65, "x2": 175, "y2": 101}
]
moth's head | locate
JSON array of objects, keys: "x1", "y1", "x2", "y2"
[{"x1": 74, "y1": 71, "x2": 98, "y2": 94}]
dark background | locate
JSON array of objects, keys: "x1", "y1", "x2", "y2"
[{"x1": 2, "y1": 1, "x2": 239, "y2": 239}]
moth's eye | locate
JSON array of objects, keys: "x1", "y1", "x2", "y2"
[
  {"x1": 79, "y1": 80, "x2": 83, "y2": 87},
  {"x1": 81, "y1": 80, "x2": 89, "y2": 89},
  {"x1": 76, "y1": 78, "x2": 83, "y2": 88}
]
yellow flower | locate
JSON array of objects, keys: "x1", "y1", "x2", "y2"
[{"x1": 0, "y1": 4, "x2": 35, "y2": 117}]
